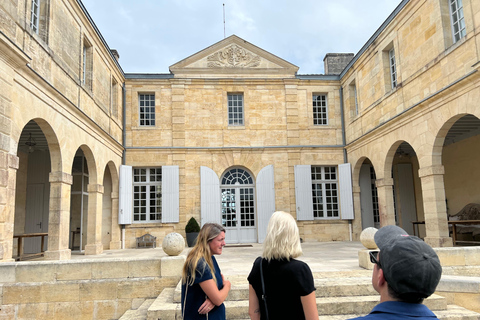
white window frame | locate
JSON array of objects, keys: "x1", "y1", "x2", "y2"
[
  {"x1": 228, "y1": 93, "x2": 244, "y2": 126},
  {"x1": 30, "y1": 0, "x2": 40, "y2": 34},
  {"x1": 133, "y1": 168, "x2": 162, "y2": 223},
  {"x1": 311, "y1": 166, "x2": 339, "y2": 219},
  {"x1": 389, "y1": 48, "x2": 397, "y2": 89},
  {"x1": 313, "y1": 94, "x2": 328, "y2": 125},
  {"x1": 449, "y1": 0, "x2": 466, "y2": 43},
  {"x1": 139, "y1": 94, "x2": 156, "y2": 126}
]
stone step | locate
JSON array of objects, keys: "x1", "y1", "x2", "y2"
[
  {"x1": 119, "y1": 299, "x2": 155, "y2": 320},
  {"x1": 147, "y1": 288, "x2": 178, "y2": 320},
  {"x1": 173, "y1": 276, "x2": 376, "y2": 303},
  {"x1": 151, "y1": 289, "x2": 448, "y2": 320}
]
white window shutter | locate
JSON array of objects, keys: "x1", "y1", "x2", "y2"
[
  {"x1": 200, "y1": 166, "x2": 221, "y2": 226},
  {"x1": 339, "y1": 163, "x2": 354, "y2": 220},
  {"x1": 119, "y1": 165, "x2": 133, "y2": 224},
  {"x1": 162, "y1": 166, "x2": 179, "y2": 223},
  {"x1": 294, "y1": 165, "x2": 314, "y2": 221},
  {"x1": 256, "y1": 165, "x2": 275, "y2": 243}
]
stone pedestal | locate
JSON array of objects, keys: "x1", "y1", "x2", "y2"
[
  {"x1": 44, "y1": 249, "x2": 71, "y2": 260},
  {"x1": 358, "y1": 249, "x2": 376, "y2": 270},
  {"x1": 161, "y1": 256, "x2": 186, "y2": 277}
]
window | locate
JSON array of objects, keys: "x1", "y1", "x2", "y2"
[
  {"x1": 313, "y1": 94, "x2": 328, "y2": 125},
  {"x1": 389, "y1": 48, "x2": 397, "y2": 89},
  {"x1": 82, "y1": 38, "x2": 93, "y2": 90},
  {"x1": 228, "y1": 93, "x2": 244, "y2": 126},
  {"x1": 30, "y1": 0, "x2": 40, "y2": 33},
  {"x1": 139, "y1": 94, "x2": 155, "y2": 126},
  {"x1": 111, "y1": 78, "x2": 118, "y2": 118},
  {"x1": 348, "y1": 82, "x2": 358, "y2": 116},
  {"x1": 370, "y1": 166, "x2": 380, "y2": 228},
  {"x1": 450, "y1": 0, "x2": 466, "y2": 42},
  {"x1": 133, "y1": 168, "x2": 162, "y2": 222},
  {"x1": 311, "y1": 166, "x2": 338, "y2": 218}
]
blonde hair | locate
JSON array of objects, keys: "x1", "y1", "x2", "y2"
[
  {"x1": 182, "y1": 223, "x2": 225, "y2": 286},
  {"x1": 262, "y1": 211, "x2": 302, "y2": 261}
]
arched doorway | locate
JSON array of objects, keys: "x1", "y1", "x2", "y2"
[
  {"x1": 359, "y1": 159, "x2": 379, "y2": 230},
  {"x1": 15, "y1": 120, "x2": 51, "y2": 255},
  {"x1": 220, "y1": 167, "x2": 256, "y2": 243}
]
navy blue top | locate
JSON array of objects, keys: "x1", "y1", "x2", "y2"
[
  {"x1": 348, "y1": 301, "x2": 439, "y2": 319},
  {"x1": 181, "y1": 256, "x2": 225, "y2": 319}
]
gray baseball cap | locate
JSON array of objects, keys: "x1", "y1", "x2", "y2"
[{"x1": 374, "y1": 225, "x2": 442, "y2": 298}]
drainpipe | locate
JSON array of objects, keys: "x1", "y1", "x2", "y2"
[
  {"x1": 339, "y1": 87, "x2": 353, "y2": 241},
  {"x1": 121, "y1": 82, "x2": 127, "y2": 249}
]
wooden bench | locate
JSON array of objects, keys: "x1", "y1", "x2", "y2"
[
  {"x1": 136, "y1": 234, "x2": 156, "y2": 248},
  {"x1": 13, "y1": 233, "x2": 48, "y2": 261}
]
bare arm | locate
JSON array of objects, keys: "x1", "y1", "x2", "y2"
[
  {"x1": 199, "y1": 278, "x2": 231, "y2": 306},
  {"x1": 300, "y1": 291, "x2": 318, "y2": 320},
  {"x1": 248, "y1": 284, "x2": 261, "y2": 320}
]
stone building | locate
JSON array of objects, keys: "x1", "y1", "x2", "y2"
[{"x1": 1, "y1": 0, "x2": 479, "y2": 261}]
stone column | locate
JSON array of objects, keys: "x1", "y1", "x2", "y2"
[
  {"x1": 85, "y1": 183, "x2": 104, "y2": 255},
  {"x1": 109, "y1": 191, "x2": 121, "y2": 249},
  {"x1": 418, "y1": 165, "x2": 453, "y2": 247},
  {"x1": 45, "y1": 171, "x2": 73, "y2": 260},
  {"x1": 0, "y1": 153, "x2": 19, "y2": 262},
  {"x1": 375, "y1": 178, "x2": 396, "y2": 227},
  {"x1": 352, "y1": 185, "x2": 363, "y2": 239}
]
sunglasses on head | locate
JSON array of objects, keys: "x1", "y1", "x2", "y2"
[{"x1": 369, "y1": 250, "x2": 380, "y2": 267}]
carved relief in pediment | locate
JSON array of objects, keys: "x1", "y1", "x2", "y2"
[{"x1": 207, "y1": 44, "x2": 261, "y2": 68}]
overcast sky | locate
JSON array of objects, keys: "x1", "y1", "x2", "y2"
[{"x1": 80, "y1": 0, "x2": 402, "y2": 74}]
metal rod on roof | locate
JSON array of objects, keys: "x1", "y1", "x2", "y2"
[{"x1": 223, "y1": 3, "x2": 226, "y2": 38}]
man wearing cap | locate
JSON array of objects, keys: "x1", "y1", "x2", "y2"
[{"x1": 349, "y1": 225, "x2": 442, "y2": 319}]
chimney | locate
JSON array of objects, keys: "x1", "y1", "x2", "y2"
[
  {"x1": 323, "y1": 53, "x2": 354, "y2": 75},
  {"x1": 111, "y1": 49, "x2": 120, "y2": 61}
]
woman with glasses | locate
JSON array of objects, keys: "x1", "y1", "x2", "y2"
[
  {"x1": 247, "y1": 211, "x2": 318, "y2": 320},
  {"x1": 181, "y1": 223, "x2": 231, "y2": 319}
]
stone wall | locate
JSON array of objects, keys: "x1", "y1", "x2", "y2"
[{"x1": 0, "y1": 256, "x2": 181, "y2": 319}]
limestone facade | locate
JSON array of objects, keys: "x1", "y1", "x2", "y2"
[{"x1": 1, "y1": 0, "x2": 480, "y2": 261}]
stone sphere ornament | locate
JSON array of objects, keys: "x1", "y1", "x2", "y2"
[
  {"x1": 162, "y1": 232, "x2": 185, "y2": 256},
  {"x1": 360, "y1": 227, "x2": 378, "y2": 249}
]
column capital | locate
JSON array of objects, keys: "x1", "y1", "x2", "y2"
[
  {"x1": 87, "y1": 184, "x2": 104, "y2": 194},
  {"x1": 111, "y1": 191, "x2": 119, "y2": 199},
  {"x1": 49, "y1": 171, "x2": 73, "y2": 185},
  {"x1": 375, "y1": 178, "x2": 394, "y2": 188},
  {"x1": 418, "y1": 165, "x2": 445, "y2": 178}
]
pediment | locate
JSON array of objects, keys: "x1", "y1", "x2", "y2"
[{"x1": 169, "y1": 35, "x2": 299, "y2": 78}]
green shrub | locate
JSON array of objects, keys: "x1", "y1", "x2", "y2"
[{"x1": 185, "y1": 217, "x2": 200, "y2": 233}]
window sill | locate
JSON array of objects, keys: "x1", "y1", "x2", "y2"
[{"x1": 227, "y1": 126, "x2": 245, "y2": 130}]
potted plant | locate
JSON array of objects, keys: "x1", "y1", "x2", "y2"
[{"x1": 185, "y1": 217, "x2": 200, "y2": 247}]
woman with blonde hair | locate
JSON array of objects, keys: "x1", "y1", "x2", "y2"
[
  {"x1": 247, "y1": 211, "x2": 318, "y2": 320},
  {"x1": 181, "y1": 222, "x2": 231, "y2": 319}
]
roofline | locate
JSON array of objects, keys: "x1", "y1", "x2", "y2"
[
  {"x1": 76, "y1": 0, "x2": 125, "y2": 76},
  {"x1": 125, "y1": 73, "x2": 174, "y2": 79},
  {"x1": 339, "y1": 0, "x2": 410, "y2": 79},
  {"x1": 296, "y1": 74, "x2": 340, "y2": 81}
]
